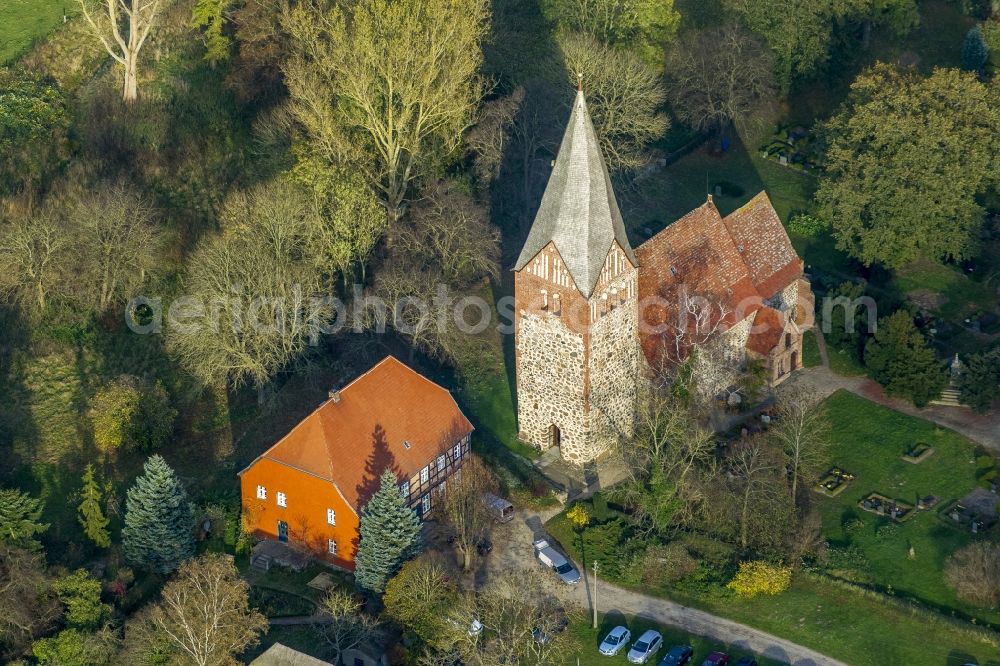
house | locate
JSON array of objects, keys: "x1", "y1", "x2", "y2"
[
  {"x1": 250, "y1": 643, "x2": 333, "y2": 666},
  {"x1": 239, "y1": 356, "x2": 474, "y2": 568},
  {"x1": 513, "y1": 86, "x2": 814, "y2": 463}
]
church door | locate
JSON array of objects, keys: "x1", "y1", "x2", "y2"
[
  {"x1": 549, "y1": 425, "x2": 561, "y2": 449},
  {"x1": 791, "y1": 351, "x2": 799, "y2": 371}
]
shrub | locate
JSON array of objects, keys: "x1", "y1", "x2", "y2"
[
  {"x1": 727, "y1": 560, "x2": 792, "y2": 598},
  {"x1": 788, "y1": 213, "x2": 828, "y2": 237},
  {"x1": 638, "y1": 542, "x2": 699, "y2": 588},
  {"x1": 567, "y1": 504, "x2": 591, "y2": 529},
  {"x1": 945, "y1": 542, "x2": 1000, "y2": 608},
  {"x1": 591, "y1": 492, "x2": 611, "y2": 522},
  {"x1": 91, "y1": 375, "x2": 176, "y2": 453}
]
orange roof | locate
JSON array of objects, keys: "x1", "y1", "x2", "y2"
[
  {"x1": 746, "y1": 306, "x2": 787, "y2": 356},
  {"x1": 243, "y1": 356, "x2": 473, "y2": 511},
  {"x1": 722, "y1": 192, "x2": 802, "y2": 299}
]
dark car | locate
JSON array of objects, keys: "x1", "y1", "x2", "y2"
[
  {"x1": 659, "y1": 645, "x2": 693, "y2": 666},
  {"x1": 702, "y1": 652, "x2": 729, "y2": 666},
  {"x1": 734, "y1": 658, "x2": 757, "y2": 666},
  {"x1": 476, "y1": 538, "x2": 493, "y2": 556}
]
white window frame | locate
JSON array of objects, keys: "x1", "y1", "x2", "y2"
[
  {"x1": 454, "y1": 443, "x2": 461, "y2": 460},
  {"x1": 256, "y1": 485, "x2": 267, "y2": 500},
  {"x1": 327, "y1": 539, "x2": 337, "y2": 555},
  {"x1": 326, "y1": 508, "x2": 336, "y2": 526},
  {"x1": 437, "y1": 454, "x2": 446, "y2": 473},
  {"x1": 420, "y1": 466, "x2": 429, "y2": 484},
  {"x1": 276, "y1": 492, "x2": 287, "y2": 508},
  {"x1": 399, "y1": 480, "x2": 410, "y2": 499},
  {"x1": 421, "y1": 493, "x2": 431, "y2": 514}
]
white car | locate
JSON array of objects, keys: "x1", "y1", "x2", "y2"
[
  {"x1": 627, "y1": 629, "x2": 663, "y2": 664},
  {"x1": 598, "y1": 625, "x2": 631, "y2": 656}
]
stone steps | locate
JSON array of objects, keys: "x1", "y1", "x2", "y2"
[
  {"x1": 250, "y1": 553, "x2": 272, "y2": 572},
  {"x1": 930, "y1": 387, "x2": 963, "y2": 407}
]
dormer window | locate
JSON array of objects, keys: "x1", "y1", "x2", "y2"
[
  {"x1": 738, "y1": 244, "x2": 745, "y2": 253},
  {"x1": 403, "y1": 440, "x2": 411, "y2": 450},
  {"x1": 670, "y1": 266, "x2": 678, "y2": 276}
]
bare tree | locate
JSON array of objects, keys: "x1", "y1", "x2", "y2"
[
  {"x1": 0, "y1": 545, "x2": 61, "y2": 660},
  {"x1": 282, "y1": 0, "x2": 489, "y2": 223},
  {"x1": 77, "y1": 0, "x2": 166, "y2": 103},
  {"x1": 68, "y1": 181, "x2": 164, "y2": 313},
  {"x1": 0, "y1": 212, "x2": 68, "y2": 313},
  {"x1": 466, "y1": 89, "x2": 524, "y2": 191},
  {"x1": 666, "y1": 25, "x2": 777, "y2": 138},
  {"x1": 557, "y1": 31, "x2": 668, "y2": 170},
  {"x1": 441, "y1": 455, "x2": 497, "y2": 570},
  {"x1": 945, "y1": 542, "x2": 1000, "y2": 608},
  {"x1": 149, "y1": 555, "x2": 266, "y2": 666},
  {"x1": 770, "y1": 388, "x2": 831, "y2": 500},
  {"x1": 727, "y1": 437, "x2": 787, "y2": 550},
  {"x1": 449, "y1": 568, "x2": 577, "y2": 666},
  {"x1": 316, "y1": 588, "x2": 382, "y2": 664}
]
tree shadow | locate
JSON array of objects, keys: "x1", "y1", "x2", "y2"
[{"x1": 355, "y1": 423, "x2": 399, "y2": 508}]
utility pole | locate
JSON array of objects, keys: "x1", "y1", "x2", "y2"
[{"x1": 592, "y1": 560, "x2": 599, "y2": 629}]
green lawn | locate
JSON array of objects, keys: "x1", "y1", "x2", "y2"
[
  {"x1": 566, "y1": 614, "x2": 782, "y2": 666},
  {"x1": 0, "y1": 0, "x2": 74, "y2": 64},
  {"x1": 817, "y1": 390, "x2": 1000, "y2": 624},
  {"x1": 801, "y1": 330, "x2": 822, "y2": 368},
  {"x1": 892, "y1": 259, "x2": 998, "y2": 324}
]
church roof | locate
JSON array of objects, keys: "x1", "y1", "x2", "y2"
[{"x1": 514, "y1": 89, "x2": 637, "y2": 297}]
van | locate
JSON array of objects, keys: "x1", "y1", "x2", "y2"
[{"x1": 483, "y1": 492, "x2": 514, "y2": 523}]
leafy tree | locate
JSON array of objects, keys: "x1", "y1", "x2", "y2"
[
  {"x1": 842, "y1": 0, "x2": 918, "y2": 49},
  {"x1": 666, "y1": 24, "x2": 777, "y2": 137},
  {"x1": 32, "y1": 627, "x2": 118, "y2": 666},
  {"x1": 78, "y1": 465, "x2": 111, "y2": 548},
  {"x1": 983, "y1": 19, "x2": 1000, "y2": 54},
  {"x1": 0, "y1": 69, "x2": 71, "y2": 202},
  {"x1": 282, "y1": 0, "x2": 489, "y2": 223},
  {"x1": 90, "y1": 375, "x2": 176, "y2": 453},
  {"x1": 53, "y1": 569, "x2": 111, "y2": 630},
  {"x1": 958, "y1": 348, "x2": 1000, "y2": 412},
  {"x1": 149, "y1": 554, "x2": 267, "y2": 666},
  {"x1": 0, "y1": 545, "x2": 61, "y2": 659},
  {"x1": 864, "y1": 311, "x2": 947, "y2": 407},
  {"x1": 122, "y1": 455, "x2": 195, "y2": 574},
  {"x1": 945, "y1": 541, "x2": 1000, "y2": 608},
  {"x1": 962, "y1": 25, "x2": 990, "y2": 72},
  {"x1": 191, "y1": 0, "x2": 235, "y2": 65},
  {"x1": 167, "y1": 181, "x2": 335, "y2": 399},
  {"x1": 0, "y1": 488, "x2": 49, "y2": 548},
  {"x1": 383, "y1": 558, "x2": 457, "y2": 650},
  {"x1": 558, "y1": 32, "x2": 669, "y2": 170},
  {"x1": 77, "y1": 0, "x2": 167, "y2": 103},
  {"x1": 727, "y1": 560, "x2": 792, "y2": 597},
  {"x1": 354, "y1": 469, "x2": 422, "y2": 594},
  {"x1": 816, "y1": 65, "x2": 1000, "y2": 268},
  {"x1": 542, "y1": 0, "x2": 680, "y2": 59}
]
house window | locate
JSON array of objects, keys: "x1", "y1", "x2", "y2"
[
  {"x1": 327, "y1": 539, "x2": 337, "y2": 555},
  {"x1": 276, "y1": 492, "x2": 287, "y2": 508},
  {"x1": 785, "y1": 333, "x2": 792, "y2": 349},
  {"x1": 437, "y1": 454, "x2": 446, "y2": 473},
  {"x1": 420, "y1": 466, "x2": 429, "y2": 484},
  {"x1": 454, "y1": 443, "x2": 461, "y2": 460},
  {"x1": 421, "y1": 493, "x2": 431, "y2": 514},
  {"x1": 326, "y1": 508, "x2": 336, "y2": 525},
  {"x1": 399, "y1": 480, "x2": 410, "y2": 499},
  {"x1": 256, "y1": 485, "x2": 266, "y2": 500}
]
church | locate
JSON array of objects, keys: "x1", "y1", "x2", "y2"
[{"x1": 513, "y1": 87, "x2": 815, "y2": 464}]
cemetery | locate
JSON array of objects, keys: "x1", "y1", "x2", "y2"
[
  {"x1": 814, "y1": 466, "x2": 855, "y2": 497},
  {"x1": 902, "y1": 443, "x2": 935, "y2": 464},
  {"x1": 940, "y1": 489, "x2": 998, "y2": 535},
  {"x1": 858, "y1": 492, "x2": 915, "y2": 522}
]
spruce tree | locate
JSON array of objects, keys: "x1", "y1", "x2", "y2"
[
  {"x1": 865, "y1": 311, "x2": 947, "y2": 407},
  {"x1": 354, "y1": 469, "x2": 422, "y2": 594},
  {"x1": 962, "y1": 26, "x2": 989, "y2": 73},
  {"x1": 77, "y1": 465, "x2": 111, "y2": 548},
  {"x1": 122, "y1": 455, "x2": 195, "y2": 574},
  {"x1": 0, "y1": 487, "x2": 49, "y2": 548}
]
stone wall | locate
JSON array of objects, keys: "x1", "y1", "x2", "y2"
[{"x1": 515, "y1": 312, "x2": 587, "y2": 456}]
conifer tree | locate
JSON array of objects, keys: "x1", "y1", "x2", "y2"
[
  {"x1": 77, "y1": 465, "x2": 111, "y2": 548},
  {"x1": 0, "y1": 488, "x2": 49, "y2": 548},
  {"x1": 865, "y1": 311, "x2": 947, "y2": 407},
  {"x1": 962, "y1": 26, "x2": 989, "y2": 73},
  {"x1": 122, "y1": 455, "x2": 195, "y2": 574},
  {"x1": 354, "y1": 469, "x2": 421, "y2": 594}
]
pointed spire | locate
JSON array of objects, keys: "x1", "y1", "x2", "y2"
[{"x1": 514, "y1": 87, "x2": 637, "y2": 297}]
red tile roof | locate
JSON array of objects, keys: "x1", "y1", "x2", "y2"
[
  {"x1": 745, "y1": 306, "x2": 787, "y2": 356},
  {"x1": 248, "y1": 356, "x2": 473, "y2": 511},
  {"x1": 636, "y1": 192, "x2": 804, "y2": 364}
]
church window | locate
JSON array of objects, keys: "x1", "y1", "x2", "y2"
[{"x1": 541, "y1": 289, "x2": 548, "y2": 310}]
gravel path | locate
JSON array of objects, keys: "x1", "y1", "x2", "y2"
[{"x1": 487, "y1": 508, "x2": 847, "y2": 666}]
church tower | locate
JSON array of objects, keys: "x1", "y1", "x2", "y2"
[{"x1": 513, "y1": 87, "x2": 639, "y2": 464}]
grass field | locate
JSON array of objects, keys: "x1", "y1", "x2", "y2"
[
  {"x1": 801, "y1": 330, "x2": 822, "y2": 368},
  {"x1": 0, "y1": 0, "x2": 74, "y2": 64},
  {"x1": 817, "y1": 390, "x2": 1000, "y2": 624}
]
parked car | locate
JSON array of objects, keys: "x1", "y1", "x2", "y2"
[
  {"x1": 733, "y1": 658, "x2": 756, "y2": 666},
  {"x1": 533, "y1": 539, "x2": 581, "y2": 584},
  {"x1": 702, "y1": 652, "x2": 729, "y2": 666},
  {"x1": 627, "y1": 630, "x2": 663, "y2": 664},
  {"x1": 659, "y1": 645, "x2": 693, "y2": 665},
  {"x1": 598, "y1": 625, "x2": 631, "y2": 656},
  {"x1": 476, "y1": 538, "x2": 493, "y2": 556},
  {"x1": 483, "y1": 492, "x2": 514, "y2": 523}
]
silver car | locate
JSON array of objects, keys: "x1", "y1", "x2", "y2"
[
  {"x1": 598, "y1": 625, "x2": 631, "y2": 656},
  {"x1": 627, "y1": 630, "x2": 663, "y2": 664}
]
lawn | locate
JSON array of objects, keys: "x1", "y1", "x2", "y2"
[
  {"x1": 801, "y1": 330, "x2": 822, "y2": 368},
  {"x1": 816, "y1": 390, "x2": 1000, "y2": 623},
  {"x1": 0, "y1": 0, "x2": 74, "y2": 64},
  {"x1": 891, "y1": 259, "x2": 998, "y2": 324},
  {"x1": 567, "y1": 614, "x2": 781, "y2": 666}
]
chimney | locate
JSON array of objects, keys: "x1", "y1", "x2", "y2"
[{"x1": 328, "y1": 389, "x2": 341, "y2": 404}]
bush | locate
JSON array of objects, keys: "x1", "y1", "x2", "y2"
[
  {"x1": 90, "y1": 375, "x2": 176, "y2": 453},
  {"x1": 638, "y1": 542, "x2": 699, "y2": 588},
  {"x1": 788, "y1": 213, "x2": 828, "y2": 237},
  {"x1": 590, "y1": 492, "x2": 611, "y2": 522},
  {"x1": 727, "y1": 560, "x2": 792, "y2": 598},
  {"x1": 945, "y1": 542, "x2": 1000, "y2": 608}
]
